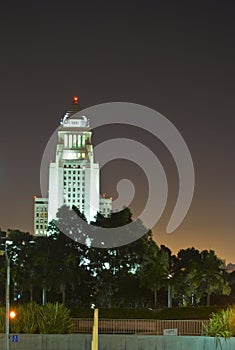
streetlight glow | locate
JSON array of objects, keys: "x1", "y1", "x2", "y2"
[{"x1": 9, "y1": 310, "x2": 16, "y2": 319}]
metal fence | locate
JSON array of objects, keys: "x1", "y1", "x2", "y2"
[{"x1": 71, "y1": 319, "x2": 209, "y2": 336}]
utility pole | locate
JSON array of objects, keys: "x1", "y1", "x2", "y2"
[
  {"x1": 0, "y1": 229, "x2": 12, "y2": 350},
  {"x1": 167, "y1": 274, "x2": 172, "y2": 308},
  {"x1": 1, "y1": 237, "x2": 11, "y2": 350},
  {"x1": 5, "y1": 245, "x2": 10, "y2": 350}
]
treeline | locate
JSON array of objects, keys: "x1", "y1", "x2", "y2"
[{"x1": 1, "y1": 207, "x2": 234, "y2": 309}]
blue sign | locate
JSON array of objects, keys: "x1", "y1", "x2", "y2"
[{"x1": 12, "y1": 335, "x2": 18, "y2": 343}]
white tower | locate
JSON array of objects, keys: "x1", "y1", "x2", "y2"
[{"x1": 48, "y1": 97, "x2": 100, "y2": 223}]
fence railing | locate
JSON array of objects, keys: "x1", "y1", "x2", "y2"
[{"x1": 71, "y1": 318, "x2": 209, "y2": 336}]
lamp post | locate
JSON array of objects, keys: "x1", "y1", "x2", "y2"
[
  {"x1": 5, "y1": 247, "x2": 10, "y2": 350},
  {"x1": 1, "y1": 239, "x2": 12, "y2": 350},
  {"x1": 167, "y1": 274, "x2": 172, "y2": 308}
]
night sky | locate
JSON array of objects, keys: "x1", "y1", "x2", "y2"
[{"x1": 1, "y1": 1, "x2": 235, "y2": 262}]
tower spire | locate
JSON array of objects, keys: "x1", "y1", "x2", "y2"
[{"x1": 61, "y1": 96, "x2": 81, "y2": 124}]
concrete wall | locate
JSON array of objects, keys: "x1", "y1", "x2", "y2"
[{"x1": 0, "y1": 334, "x2": 234, "y2": 350}]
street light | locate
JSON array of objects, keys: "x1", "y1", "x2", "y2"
[
  {"x1": 9, "y1": 311, "x2": 17, "y2": 319},
  {"x1": 167, "y1": 274, "x2": 173, "y2": 308},
  {"x1": 0, "y1": 239, "x2": 12, "y2": 350},
  {"x1": 6, "y1": 249, "x2": 10, "y2": 350}
]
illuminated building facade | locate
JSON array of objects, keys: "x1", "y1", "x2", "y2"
[
  {"x1": 34, "y1": 97, "x2": 112, "y2": 236},
  {"x1": 34, "y1": 198, "x2": 48, "y2": 236}
]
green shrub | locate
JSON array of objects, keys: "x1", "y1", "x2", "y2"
[
  {"x1": 10, "y1": 303, "x2": 40, "y2": 333},
  {"x1": 0, "y1": 307, "x2": 5, "y2": 332},
  {"x1": 204, "y1": 307, "x2": 235, "y2": 338},
  {"x1": 37, "y1": 302, "x2": 72, "y2": 334},
  {"x1": 0, "y1": 302, "x2": 72, "y2": 334}
]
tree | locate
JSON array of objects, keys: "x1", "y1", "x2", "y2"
[
  {"x1": 172, "y1": 248, "x2": 230, "y2": 306},
  {"x1": 139, "y1": 240, "x2": 169, "y2": 308},
  {"x1": 88, "y1": 208, "x2": 154, "y2": 308},
  {"x1": 173, "y1": 248, "x2": 202, "y2": 306},
  {"x1": 47, "y1": 208, "x2": 93, "y2": 305},
  {"x1": 7, "y1": 229, "x2": 36, "y2": 302},
  {"x1": 200, "y1": 250, "x2": 230, "y2": 306}
]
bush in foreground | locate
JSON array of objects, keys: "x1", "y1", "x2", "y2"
[
  {"x1": 204, "y1": 307, "x2": 235, "y2": 338},
  {"x1": 37, "y1": 302, "x2": 72, "y2": 334},
  {"x1": 7, "y1": 302, "x2": 72, "y2": 334}
]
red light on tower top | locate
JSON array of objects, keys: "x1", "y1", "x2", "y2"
[{"x1": 73, "y1": 96, "x2": 79, "y2": 104}]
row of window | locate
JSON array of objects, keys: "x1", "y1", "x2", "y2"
[
  {"x1": 35, "y1": 224, "x2": 47, "y2": 230},
  {"x1": 66, "y1": 194, "x2": 85, "y2": 199},
  {"x1": 64, "y1": 170, "x2": 84, "y2": 174},
  {"x1": 64, "y1": 188, "x2": 84, "y2": 192},
  {"x1": 64, "y1": 199, "x2": 85, "y2": 208},
  {"x1": 35, "y1": 212, "x2": 48, "y2": 217},
  {"x1": 101, "y1": 208, "x2": 111, "y2": 212},
  {"x1": 35, "y1": 207, "x2": 48, "y2": 212},
  {"x1": 35, "y1": 230, "x2": 47, "y2": 235},
  {"x1": 64, "y1": 176, "x2": 85, "y2": 181},
  {"x1": 64, "y1": 164, "x2": 83, "y2": 168},
  {"x1": 35, "y1": 219, "x2": 47, "y2": 224},
  {"x1": 64, "y1": 182, "x2": 85, "y2": 187},
  {"x1": 67, "y1": 199, "x2": 84, "y2": 205}
]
